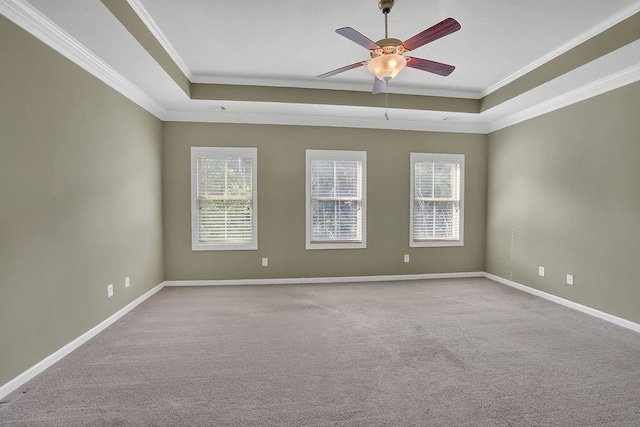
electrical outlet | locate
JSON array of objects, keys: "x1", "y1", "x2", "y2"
[
  {"x1": 107, "y1": 284, "x2": 114, "y2": 298},
  {"x1": 403, "y1": 254, "x2": 410, "y2": 263},
  {"x1": 538, "y1": 266, "x2": 545, "y2": 277},
  {"x1": 566, "y1": 274, "x2": 574, "y2": 285},
  {"x1": 125, "y1": 276, "x2": 130, "y2": 288},
  {"x1": 262, "y1": 258, "x2": 268, "y2": 267}
]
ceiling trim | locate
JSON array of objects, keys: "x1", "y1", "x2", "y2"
[
  {"x1": 480, "y1": 11, "x2": 640, "y2": 113},
  {"x1": 3, "y1": 0, "x2": 639, "y2": 136},
  {"x1": 0, "y1": 0, "x2": 167, "y2": 118},
  {"x1": 126, "y1": 0, "x2": 194, "y2": 81},
  {"x1": 487, "y1": 62, "x2": 640, "y2": 133},
  {"x1": 481, "y1": 1, "x2": 640, "y2": 97},
  {"x1": 101, "y1": 0, "x2": 190, "y2": 96}
]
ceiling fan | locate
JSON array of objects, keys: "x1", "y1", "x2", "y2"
[{"x1": 317, "y1": 0, "x2": 461, "y2": 94}]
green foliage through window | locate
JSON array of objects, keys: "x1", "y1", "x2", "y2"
[{"x1": 196, "y1": 156, "x2": 253, "y2": 244}]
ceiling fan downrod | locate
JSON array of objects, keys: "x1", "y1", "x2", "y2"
[{"x1": 378, "y1": 0, "x2": 394, "y2": 38}]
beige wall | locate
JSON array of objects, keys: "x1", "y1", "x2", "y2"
[
  {"x1": 486, "y1": 81, "x2": 640, "y2": 324},
  {"x1": 163, "y1": 123, "x2": 487, "y2": 280},
  {"x1": 0, "y1": 16, "x2": 164, "y2": 385}
]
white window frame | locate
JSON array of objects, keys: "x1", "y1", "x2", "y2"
[
  {"x1": 410, "y1": 153, "x2": 464, "y2": 248},
  {"x1": 191, "y1": 147, "x2": 258, "y2": 251},
  {"x1": 306, "y1": 149, "x2": 367, "y2": 250}
]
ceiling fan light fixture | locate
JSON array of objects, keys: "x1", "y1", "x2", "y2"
[{"x1": 367, "y1": 53, "x2": 407, "y2": 81}]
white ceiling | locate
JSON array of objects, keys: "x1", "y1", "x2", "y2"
[{"x1": 7, "y1": 0, "x2": 640, "y2": 132}]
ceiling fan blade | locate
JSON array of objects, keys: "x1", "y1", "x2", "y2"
[
  {"x1": 336, "y1": 27, "x2": 380, "y2": 50},
  {"x1": 403, "y1": 18, "x2": 461, "y2": 51},
  {"x1": 406, "y1": 57, "x2": 455, "y2": 76},
  {"x1": 372, "y1": 77, "x2": 386, "y2": 94},
  {"x1": 317, "y1": 61, "x2": 367, "y2": 79}
]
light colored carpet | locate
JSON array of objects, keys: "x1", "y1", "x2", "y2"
[{"x1": 1, "y1": 278, "x2": 639, "y2": 426}]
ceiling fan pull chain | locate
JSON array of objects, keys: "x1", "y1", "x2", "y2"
[{"x1": 385, "y1": 92, "x2": 389, "y2": 121}]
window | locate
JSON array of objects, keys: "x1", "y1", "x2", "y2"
[
  {"x1": 410, "y1": 153, "x2": 464, "y2": 247},
  {"x1": 191, "y1": 147, "x2": 257, "y2": 251},
  {"x1": 306, "y1": 150, "x2": 366, "y2": 250}
]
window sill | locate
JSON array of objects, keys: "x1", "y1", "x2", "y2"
[
  {"x1": 410, "y1": 240, "x2": 463, "y2": 248},
  {"x1": 306, "y1": 241, "x2": 366, "y2": 250},
  {"x1": 192, "y1": 242, "x2": 258, "y2": 251}
]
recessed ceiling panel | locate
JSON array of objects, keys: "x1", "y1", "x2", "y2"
[{"x1": 139, "y1": 0, "x2": 639, "y2": 94}]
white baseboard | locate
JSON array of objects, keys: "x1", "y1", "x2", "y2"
[
  {"x1": 163, "y1": 272, "x2": 485, "y2": 287},
  {"x1": 483, "y1": 272, "x2": 640, "y2": 333},
  {"x1": 0, "y1": 282, "x2": 166, "y2": 400},
  {"x1": 3, "y1": 272, "x2": 637, "y2": 400}
]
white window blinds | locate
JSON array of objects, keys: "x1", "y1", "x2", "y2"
[
  {"x1": 306, "y1": 150, "x2": 366, "y2": 249},
  {"x1": 191, "y1": 147, "x2": 257, "y2": 250},
  {"x1": 411, "y1": 153, "x2": 464, "y2": 247}
]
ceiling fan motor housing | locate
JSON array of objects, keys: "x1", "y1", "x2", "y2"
[{"x1": 370, "y1": 39, "x2": 405, "y2": 58}]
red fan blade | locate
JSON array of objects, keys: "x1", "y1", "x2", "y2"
[
  {"x1": 406, "y1": 57, "x2": 455, "y2": 76},
  {"x1": 372, "y1": 77, "x2": 386, "y2": 94},
  {"x1": 317, "y1": 61, "x2": 367, "y2": 79},
  {"x1": 403, "y1": 18, "x2": 461, "y2": 51},
  {"x1": 336, "y1": 27, "x2": 380, "y2": 50}
]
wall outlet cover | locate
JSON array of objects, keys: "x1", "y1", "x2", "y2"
[
  {"x1": 538, "y1": 266, "x2": 545, "y2": 277},
  {"x1": 125, "y1": 276, "x2": 130, "y2": 288},
  {"x1": 404, "y1": 254, "x2": 410, "y2": 263},
  {"x1": 567, "y1": 274, "x2": 574, "y2": 285},
  {"x1": 262, "y1": 258, "x2": 268, "y2": 267},
  {"x1": 107, "y1": 284, "x2": 114, "y2": 297}
]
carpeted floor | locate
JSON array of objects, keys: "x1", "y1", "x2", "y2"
[{"x1": 1, "y1": 278, "x2": 639, "y2": 426}]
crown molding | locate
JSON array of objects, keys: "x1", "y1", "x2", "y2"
[
  {"x1": 481, "y1": 1, "x2": 640, "y2": 97},
  {"x1": 486, "y1": 62, "x2": 640, "y2": 133},
  {"x1": 126, "y1": 0, "x2": 194, "y2": 81},
  {"x1": 0, "y1": 0, "x2": 167, "y2": 119}
]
